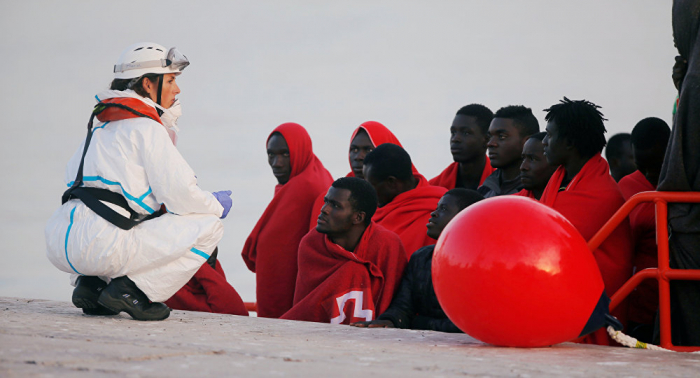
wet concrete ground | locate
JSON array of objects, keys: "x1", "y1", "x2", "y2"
[{"x1": 1, "y1": 297, "x2": 698, "y2": 377}]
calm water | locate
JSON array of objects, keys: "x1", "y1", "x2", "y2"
[{"x1": 0, "y1": 1, "x2": 676, "y2": 303}]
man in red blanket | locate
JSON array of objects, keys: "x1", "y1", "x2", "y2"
[
  {"x1": 281, "y1": 177, "x2": 407, "y2": 324},
  {"x1": 541, "y1": 97, "x2": 633, "y2": 346},
  {"x1": 618, "y1": 117, "x2": 670, "y2": 343},
  {"x1": 478, "y1": 105, "x2": 540, "y2": 198},
  {"x1": 363, "y1": 144, "x2": 447, "y2": 255},
  {"x1": 430, "y1": 104, "x2": 495, "y2": 190},
  {"x1": 241, "y1": 123, "x2": 333, "y2": 318},
  {"x1": 166, "y1": 248, "x2": 248, "y2": 316},
  {"x1": 308, "y1": 121, "x2": 411, "y2": 230},
  {"x1": 516, "y1": 132, "x2": 557, "y2": 200}
]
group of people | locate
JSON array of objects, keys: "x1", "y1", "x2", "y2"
[
  {"x1": 238, "y1": 99, "x2": 673, "y2": 347},
  {"x1": 46, "y1": 21, "x2": 699, "y2": 349}
]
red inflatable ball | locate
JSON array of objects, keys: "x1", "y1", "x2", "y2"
[{"x1": 432, "y1": 196, "x2": 606, "y2": 347}]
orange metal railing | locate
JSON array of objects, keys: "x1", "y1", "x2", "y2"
[
  {"x1": 244, "y1": 302, "x2": 257, "y2": 313},
  {"x1": 587, "y1": 191, "x2": 700, "y2": 352}
]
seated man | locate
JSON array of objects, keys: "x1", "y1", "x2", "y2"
[
  {"x1": 308, "y1": 121, "x2": 410, "y2": 230},
  {"x1": 478, "y1": 105, "x2": 540, "y2": 198},
  {"x1": 430, "y1": 104, "x2": 495, "y2": 190},
  {"x1": 281, "y1": 177, "x2": 407, "y2": 324},
  {"x1": 241, "y1": 123, "x2": 333, "y2": 318},
  {"x1": 363, "y1": 144, "x2": 447, "y2": 255},
  {"x1": 540, "y1": 97, "x2": 633, "y2": 345},
  {"x1": 517, "y1": 132, "x2": 557, "y2": 200},
  {"x1": 165, "y1": 248, "x2": 249, "y2": 316},
  {"x1": 605, "y1": 133, "x2": 636, "y2": 182},
  {"x1": 352, "y1": 189, "x2": 484, "y2": 332},
  {"x1": 618, "y1": 117, "x2": 671, "y2": 343}
]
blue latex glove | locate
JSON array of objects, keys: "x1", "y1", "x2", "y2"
[{"x1": 212, "y1": 190, "x2": 232, "y2": 219}]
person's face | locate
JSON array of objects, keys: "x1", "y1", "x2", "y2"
[
  {"x1": 450, "y1": 115, "x2": 488, "y2": 163},
  {"x1": 426, "y1": 195, "x2": 463, "y2": 240},
  {"x1": 520, "y1": 138, "x2": 557, "y2": 191},
  {"x1": 542, "y1": 120, "x2": 569, "y2": 167},
  {"x1": 363, "y1": 164, "x2": 394, "y2": 207},
  {"x1": 316, "y1": 187, "x2": 359, "y2": 235},
  {"x1": 267, "y1": 134, "x2": 291, "y2": 185},
  {"x1": 144, "y1": 73, "x2": 181, "y2": 108},
  {"x1": 349, "y1": 129, "x2": 375, "y2": 179},
  {"x1": 614, "y1": 140, "x2": 637, "y2": 178},
  {"x1": 633, "y1": 143, "x2": 666, "y2": 187},
  {"x1": 487, "y1": 118, "x2": 526, "y2": 168}
]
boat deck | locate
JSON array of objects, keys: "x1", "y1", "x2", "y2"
[{"x1": 1, "y1": 297, "x2": 698, "y2": 377}]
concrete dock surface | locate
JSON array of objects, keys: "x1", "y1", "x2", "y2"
[{"x1": 1, "y1": 297, "x2": 699, "y2": 377}]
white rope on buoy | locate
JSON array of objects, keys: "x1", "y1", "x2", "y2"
[{"x1": 606, "y1": 326, "x2": 700, "y2": 353}]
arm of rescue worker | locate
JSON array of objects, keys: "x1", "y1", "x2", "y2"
[
  {"x1": 411, "y1": 315, "x2": 462, "y2": 333},
  {"x1": 195, "y1": 261, "x2": 249, "y2": 316},
  {"x1": 141, "y1": 123, "x2": 226, "y2": 216}
]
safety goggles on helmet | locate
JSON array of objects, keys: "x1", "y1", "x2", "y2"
[{"x1": 114, "y1": 47, "x2": 189, "y2": 74}]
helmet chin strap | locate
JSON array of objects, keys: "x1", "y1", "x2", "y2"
[{"x1": 155, "y1": 74, "x2": 164, "y2": 116}]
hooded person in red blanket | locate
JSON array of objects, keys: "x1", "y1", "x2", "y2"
[
  {"x1": 540, "y1": 97, "x2": 633, "y2": 346},
  {"x1": 363, "y1": 144, "x2": 447, "y2": 256},
  {"x1": 241, "y1": 123, "x2": 333, "y2": 318},
  {"x1": 430, "y1": 104, "x2": 496, "y2": 190},
  {"x1": 516, "y1": 132, "x2": 557, "y2": 200},
  {"x1": 166, "y1": 248, "x2": 248, "y2": 316},
  {"x1": 308, "y1": 121, "x2": 411, "y2": 230},
  {"x1": 618, "y1": 117, "x2": 670, "y2": 343},
  {"x1": 281, "y1": 177, "x2": 407, "y2": 324}
]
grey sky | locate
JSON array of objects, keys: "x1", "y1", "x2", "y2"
[{"x1": 0, "y1": 1, "x2": 676, "y2": 301}]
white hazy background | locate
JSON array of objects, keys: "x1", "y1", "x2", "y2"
[{"x1": 0, "y1": 1, "x2": 677, "y2": 303}]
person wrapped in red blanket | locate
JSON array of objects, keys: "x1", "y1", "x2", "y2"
[
  {"x1": 363, "y1": 144, "x2": 447, "y2": 256},
  {"x1": 282, "y1": 177, "x2": 407, "y2": 324},
  {"x1": 241, "y1": 123, "x2": 333, "y2": 318},
  {"x1": 430, "y1": 104, "x2": 495, "y2": 190},
  {"x1": 308, "y1": 121, "x2": 414, "y2": 230},
  {"x1": 618, "y1": 117, "x2": 670, "y2": 343},
  {"x1": 515, "y1": 132, "x2": 557, "y2": 200},
  {"x1": 541, "y1": 97, "x2": 633, "y2": 346},
  {"x1": 166, "y1": 248, "x2": 248, "y2": 316}
]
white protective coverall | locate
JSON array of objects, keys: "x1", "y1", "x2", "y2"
[{"x1": 45, "y1": 90, "x2": 225, "y2": 302}]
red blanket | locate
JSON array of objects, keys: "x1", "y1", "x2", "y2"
[
  {"x1": 308, "y1": 121, "x2": 413, "y2": 230},
  {"x1": 241, "y1": 123, "x2": 333, "y2": 318},
  {"x1": 281, "y1": 222, "x2": 407, "y2": 324},
  {"x1": 540, "y1": 154, "x2": 633, "y2": 345},
  {"x1": 514, "y1": 188, "x2": 537, "y2": 199},
  {"x1": 165, "y1": 260, "x2": 248, "y2": 316},
  {"x1": 373, "y1": 174, "x2": 447, "y2": 256},
  {"x1": 428, "y1": 157, "x2": 495, "y2": 190},
  {"x1": 618, "y1": 170, "x2": 658, "y2": 325}
]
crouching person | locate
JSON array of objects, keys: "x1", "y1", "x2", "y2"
[
  {"x1": 352, "y1": 189, "x2": 484, "y2": 332},
  {"x1": 45, "y1": 42, "x2": 232, "y2": 321},
  {"x1": 281, "y1": 177, "x2": 407, "y2": 324}
]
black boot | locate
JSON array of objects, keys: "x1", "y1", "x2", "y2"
[
  {"x1": 97, "y1": 276, "x2": 170, "y2": 321},
  {"x1": 72, "y1": 276, "x2": 119, "y2": 316}
]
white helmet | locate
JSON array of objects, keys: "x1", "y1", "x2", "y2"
[{"x1": 113, "y1": 42, "x2": 190, "y2": 80}]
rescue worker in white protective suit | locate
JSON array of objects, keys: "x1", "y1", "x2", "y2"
[{"x1": 45, "y1": 42, "x2": 233, "y2": 321}]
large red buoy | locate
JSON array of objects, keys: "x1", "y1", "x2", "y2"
[{"x1": 433, "y1": 196, "x2": 607, "y2": 347}]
